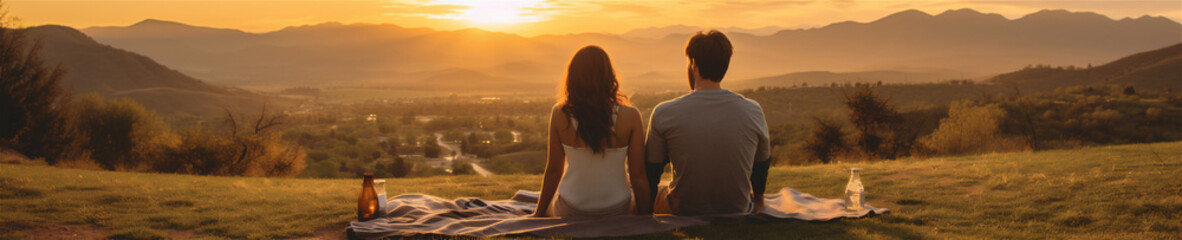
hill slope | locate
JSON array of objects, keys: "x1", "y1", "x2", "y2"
[
  {"x1": 2, "y1": 141, "x2": 1179, "y2": 239},
  {"x1": 25, "y1": 25, "x2": 280, "y2": 115},
  {"x1": 989, "y1": 43, "x2": 1182, "y2": 92}
]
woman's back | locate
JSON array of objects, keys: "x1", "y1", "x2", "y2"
[{"x1": 549, "y1": 105, "x2": 632, "y2": 217}]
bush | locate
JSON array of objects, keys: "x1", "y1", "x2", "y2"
[
  {"x1": 74, "y1": 94, "x2": 172, "y2": 170},
  {"x1": 451, "y1": 159, "x2": 474, "y2": 175},
  {"x1": 924, "y1": 101, "x2": 1021, "y2": 155},
  {"x1": 155, "y1": 108, "x2": 305, "y2": 177}
]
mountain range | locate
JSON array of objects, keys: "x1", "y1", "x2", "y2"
[{"x1": 77, "y1": 9, "x2": 1181, "y2": 93}]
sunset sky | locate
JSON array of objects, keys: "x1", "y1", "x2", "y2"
[{"x1": 7, "y1": 0, "x2": 1181, "y2": 36}]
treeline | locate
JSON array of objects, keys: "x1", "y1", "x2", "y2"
[
  {"x1": 0, "y1": 26, "x2": 304, "y2": 177},
  {"x1": 781, "y1": 85, "x2": 1181, "y2": 164}
]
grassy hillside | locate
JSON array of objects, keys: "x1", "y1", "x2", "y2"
[
  {"x1": 989, "y1": 43, "x2": 1182, "y2": 92},
  {"x1": 2, "y1": 142, "x2": 1180, "y2": 239}
]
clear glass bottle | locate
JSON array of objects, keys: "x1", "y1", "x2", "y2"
[
  {"x1": 374, "y1": 179, "x2": 387, "y2": 218},
  {"x1": 357, "y1": 173, "x2": 379, "y2": 220},
  {"x1": 844, "y1": 168, "x2": 865, "y2": 211}
]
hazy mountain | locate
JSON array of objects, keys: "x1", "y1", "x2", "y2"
[
  {"x1": 79, "y1": 9, "x2": 1181, "y2": 93},
  {"x1": 989, "y1": 43, "x2": 1182, "y2": 92},
  {"x1": 729, "y1": 9, "x2": 1180, "y2": 81},
  {"x1": 26, "y1": 25, "x2": 278, "y2": 115},
  {"x1": 620, "y1": 25, "x2": 785, "y2": 39}
]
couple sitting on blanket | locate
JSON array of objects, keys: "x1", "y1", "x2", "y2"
[{"x1": 534, "y1": 30, "x2": 772, "y2": 217}]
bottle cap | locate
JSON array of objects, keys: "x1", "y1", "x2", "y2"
[
  {"x1": 363, "y1": 172, "x2": 373, "y2": 177},
  {"x1": 851, "y1": 168, "x2": 862, "y2": 172}
]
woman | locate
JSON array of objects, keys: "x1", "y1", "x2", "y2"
[{"x1": 532, "y1": 46, "x2": 652, "y2": 217}]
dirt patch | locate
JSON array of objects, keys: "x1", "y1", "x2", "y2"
[
  {"x1": 287, "y1": 222, "x2": 348, "y2": 240},
  {"x1": 167, "y1": 229, "x2": 196, "y2": 240},
  {"x1": 0, "y1": 221, "x2": 109, "y2": 239}
]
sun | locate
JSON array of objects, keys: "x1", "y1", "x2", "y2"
[{"x1": 432, "y1": 0, "x2": 548, "y2": 25}]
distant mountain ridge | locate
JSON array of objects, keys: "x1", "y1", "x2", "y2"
[
  {"x1": 77, "y1": 8, "x2": 1182, "y2": 92},
  {"x1": 26, "y1": 25, "x2": 278, "y2": 115}
]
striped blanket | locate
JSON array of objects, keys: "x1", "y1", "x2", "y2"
[{"x1": 347, "y1": 187, "x2": 888, "y2": 239}]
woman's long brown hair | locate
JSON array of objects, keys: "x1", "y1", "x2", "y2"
[{"x1": 559, "y1": 45, "x2": 627, "y2": 154}]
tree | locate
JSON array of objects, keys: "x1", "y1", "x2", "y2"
[
  {"x1": 400, "y1": 112, "x2": 416, "y2": 125},
  {"x1": 803, "y1": 118, "x2": 845, "y2": 164},
  {"x1": 387, "y1": 157, "x2": 408, "y2": 178},
  {"x1": 843, "y1": 86, "x2": 915, "y2": 159},
  {"x1": 380, "y1": 140, "x2": 398, "y2": 156},
  {"x1": 0, "y1": 12, "x2": 85, "y2": 164},
  {"x1": 423, "y1": 141, "x2": 441, "y2": 158}
]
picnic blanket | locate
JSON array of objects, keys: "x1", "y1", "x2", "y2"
[{"x1": 347, "y1": 187, "x2": 888, "y2": 239}]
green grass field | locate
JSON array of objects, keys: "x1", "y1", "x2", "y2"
[{"x1": 2, "y1": 142, "x2": 1180, "y2": 239}]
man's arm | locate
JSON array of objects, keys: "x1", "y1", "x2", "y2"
[
  {"x1": 750, "y1": 155, "x2": 771, "y2": 211},
  {"x1": 644, "y1": 110, "x2": 669, "y2": 206},
  {"x1": 750, "y1": 107, "x2": 773, "y2": 211}
]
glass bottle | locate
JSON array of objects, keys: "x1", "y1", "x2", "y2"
[
  {"x1": 844, "y1": 168, "x2": 865, "y2": 211},
  {"x1": 374, "y1": 179, "x2": 387, "y2": 218},
  {"x1": 358, "y1": 173, "x2": 379, "y2": 220}
]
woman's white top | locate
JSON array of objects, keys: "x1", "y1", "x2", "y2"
[{"x1": 550, "y1": 106, "x2": 631, "y2": 217}]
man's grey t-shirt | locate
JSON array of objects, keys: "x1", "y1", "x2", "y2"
[{"x1": 646, "y1": 89, "x2": 771, "y2": 215}]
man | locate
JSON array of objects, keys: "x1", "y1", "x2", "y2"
[{"x1": 645, "y1": 30, "x2": 772, "y2": 215}]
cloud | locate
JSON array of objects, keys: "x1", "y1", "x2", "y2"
[{"x1": 383, "y1": 2, "x2": 470, "y2": 17}]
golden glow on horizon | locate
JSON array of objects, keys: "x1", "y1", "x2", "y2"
[
  {"x1": 4, "y1": 0, "x2": 1179, "y2": 36},
  {"x1": 427, "y1": 0, "x2": 548, "y2": 25}
]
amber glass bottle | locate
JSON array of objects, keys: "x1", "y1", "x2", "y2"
[{"x1": 357, "y1": 173, "x2": 379, "y2": 220}]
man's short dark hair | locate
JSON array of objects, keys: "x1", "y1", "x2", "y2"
[{"x1": 685, "y1": 30, "x2": 733, "y2": 82}]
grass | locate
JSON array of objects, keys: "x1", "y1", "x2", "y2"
[{"x1": 2, "y1": 142, "x2": 1180, "y2": 239}]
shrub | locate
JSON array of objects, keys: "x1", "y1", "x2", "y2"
[
  {"x1": 74, "y1": 94, "x2": 172, "y2": 170},
  {"x1": 451, "y1": 159, "x2": 474, "y2": 175},
  {"x1": 924, "y1": 101, "x2": 1014, "y2": 155},
  {"x1": 155, "y1": 108, "x2": 305, "y2": 177}
]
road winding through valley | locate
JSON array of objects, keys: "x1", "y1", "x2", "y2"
[{"x1": 434, "y1": 133, "x2": 494, "y2": 177}]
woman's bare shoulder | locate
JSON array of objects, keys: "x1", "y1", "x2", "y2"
[
  {"x1": 618, "y1": 105, "x2": 641, "y2": 117},
  {"x1": 617, "y1": 105, "x2": 644, "y2": 127}
]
